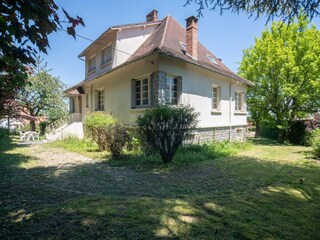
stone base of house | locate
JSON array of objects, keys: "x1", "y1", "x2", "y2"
[{"x1": 184, "y1": 126, "x2": 247, "y2": 144}]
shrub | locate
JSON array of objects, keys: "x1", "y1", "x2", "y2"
[
  {"x1": 104, "y1": 123, "x2": 131, "y2": 159},
  {"x1": 84, "y1": 112, "x2": 130, "y2": 158},
  {"x1": 84, "y1": 112, "x2": 117, "y2": 151},
  {"x1": 310, "y1": 128, "x2": 320, "y2": 158},
  {"x1": 137, "y1": 105, "x2": 199, "y2": 163}
]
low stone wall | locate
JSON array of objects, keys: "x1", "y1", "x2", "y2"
[{"x1": 184, "y1": 126, "x2": 247, "y2": 144}]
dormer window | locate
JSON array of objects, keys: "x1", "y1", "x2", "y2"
[
  {"x1": 101, "y1": 45, "x2": 112, "y2": 66},
  {"x1": 180, "y1": 41, "x2": 186, "y2": 52},
  {"x1": 207, "y1": 54, "x2": 218, "y2": 65},
  {"x1": 88, "y1": 56, "x2": 96, "y2": 73}
]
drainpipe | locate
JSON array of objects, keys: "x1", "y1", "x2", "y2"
[{"x1": 229, "y1": 80, "x2": 240, "y2": 140}]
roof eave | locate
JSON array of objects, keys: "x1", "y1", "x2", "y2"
[{"x1": 155, "y1": 48, "x2": 254, "y2": 86}]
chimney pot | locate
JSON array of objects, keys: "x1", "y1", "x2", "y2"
[
  {"x1": 185, "y1": 16, "x2": 198, "y2": 60},
  {"x1": 146, "y1": 10, "x2": 158, "y2": 22}
]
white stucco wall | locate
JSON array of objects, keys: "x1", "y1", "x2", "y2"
[
  {"x1": 84, "y1": 24, "x2": 157, "y2": 81},
  {"x1": 159, "y1": 56, "x2": 248, "y2": 128},
  {"x1": 79, "y1": 54, "x2": 248, "y2": 128},
  {"x1": 114, "y1": 25, "x2": 157, "y2": 66},
  {"x1": 82, "y1": 55, "x2": 158, "y2": 125},
  {"x1": 46, "y1": 122, "x2": 84, "y2": 141}
]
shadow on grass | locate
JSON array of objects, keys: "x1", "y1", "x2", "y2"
[{"x1": 1, "y1": 137, "x2": 320, "y2": 239}]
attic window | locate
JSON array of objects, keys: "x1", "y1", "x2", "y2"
[
  {"x1": 180, "y1": 42, "x2": 186, "y2": 51},
  {"x1": 207, "y1": 54, "x2": 218, "y2": 65}
]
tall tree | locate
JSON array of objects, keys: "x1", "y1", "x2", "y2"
[
  {"x1": 184, "y1": 0, "x2": 320, "y2": 22},
  {"x1": 0, "y1": 0, "x2": 84, "y2": 117},
  {"x1": 17, "y1": 58, "x2": 67, "y2": 131},
  {"x1": 239, "y1": 15, "x2": 320, "y2": 143}
]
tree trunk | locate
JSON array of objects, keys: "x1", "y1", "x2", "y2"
[
  {"x1": 255, "y1": 121, "x2": 260, "y2": 138},
  {"x1": 30, "y1": 120, "x2": 36, "y2": 131}
]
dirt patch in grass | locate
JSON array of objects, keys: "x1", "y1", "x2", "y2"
[{"x1": 1, "y1": 136, "x2": 319, "y2": 239}]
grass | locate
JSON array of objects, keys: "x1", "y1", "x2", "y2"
[
  {"x1": 1, "y1": 135, "x2": 319, "y2": 239},
  {"x1": 48, "y1": 137, "x2": 252, "y2": 171}
]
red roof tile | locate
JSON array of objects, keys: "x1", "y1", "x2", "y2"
[{"x1": 129, "y1": 16, "x2": 253, "y2": 86}]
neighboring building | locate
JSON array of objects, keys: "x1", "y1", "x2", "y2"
[{"x1": 65, "y1": 10, "x2": 254, "y2": 142}]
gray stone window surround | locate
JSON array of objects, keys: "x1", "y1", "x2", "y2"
[{"x1": 131, "y1": 71, "x2": 182, "y2": 109}]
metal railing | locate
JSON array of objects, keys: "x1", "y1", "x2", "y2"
[{"x1": 47, "y1": 113, "x2": 82, "y2": 134}]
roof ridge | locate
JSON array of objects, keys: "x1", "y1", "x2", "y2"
[{"x1": 159, "y1": 15, "x2": 170, "y2": 48}]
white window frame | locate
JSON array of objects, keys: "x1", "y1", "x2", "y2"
[
  {"x1": 88, "y1": 55, "x2": 96, "y2": 73},
  {"x1": 180, "y1": 41, "x2": 186, "y2": 51},
  {"x1": 135, "y1": 77, "x2": 150, "y2": 107},
  {"x1": 101, "y1": 44, "x2": 112, "y2": 66},
  {"x1": 212, "y1": 85, "x2": 221, "y2": 111},
  {"x1": 96, "y1": 89, "x2": 104, "y2": 111},
  {"x1": 206, "y1": 54, "x2": 218, "y2": 65},
  {"x1": 235, "y1": 91, "x2": 244, "y2": 111},
  {"x1": 165, "y1": 76, "x2": 178, "y2": 105}
]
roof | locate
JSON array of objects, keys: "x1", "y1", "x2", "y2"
[
  {"x1": 128, "y1": 16, "x2": 253, "y2": 86},
  {"x1": 68, "y1": 15, "x2": 253, "y2": 93}
]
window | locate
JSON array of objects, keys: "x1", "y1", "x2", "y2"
[
  {"x1": 135, "y1": 78, "x2": 149, "y2": 107},
  {"x1": 85, "y1": 93, "x2": 89, "y2": 108},
  {"x1": 69, "y1": 97, "x2": 75, "y2": 113},
  {"x1": 180, "y1": 41, "x2": 186, "y2": 51},
  {"x1": 88, "y1": 56, "x2": 96, "y2": 73},
  {"x1": 96, "y1": 90, "x2": 104, "y2": 110},
  {"x1": 235, "y1": 91, "x2": 245, "y2": 111},
  {"x1": 207, "y1": 54, "x2": 218, "y2": 65},
  {"x1": 101, "y1": 46, "x2": 112, "y2": 65},
  {"x1": 165, "y1": 76, "x2": 178, "y2": 105},
  {"x1": 212, "y1": 85, "x2": 221, "y2": 110}
]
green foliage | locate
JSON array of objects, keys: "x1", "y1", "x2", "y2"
[
  {"x1": 104, "y1": 124, "x2": 131, "y2": 159},
  {"x1": 310, "y1": 129, "x2": 320, "y2": 158},
  {"x1": 185, "y1": 0, "x2": 320, "y2": 22},
  {"x1": 240, "y1": 15, "x2": 320, "y2": 143},
  {"x1": 0, "y1": 1, "x2": 84, "y2": 117},
  {"x1": 84, "y1": 112, "x2": 117, "y2": 151},
  {"x1": 84, "y1": 112, "x2": 130, "y2": 158},
  {"x1": 84, "y1": 112, "x2": 117, "y2": 129},
  {"x1": 16, "y1": 58, "x2": 67, "y2": 131},
  {"x1": 0, "y1": 128, "x2": 10, "y2": 138},
  {"x1": 137, "y1": 105, "x2": 199, "y2": 163}
]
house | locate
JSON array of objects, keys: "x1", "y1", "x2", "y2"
[{"x1": 64, "y1": 10, "x2": 254, "y2": 142}]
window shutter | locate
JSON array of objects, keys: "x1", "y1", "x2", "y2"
[
  {"x1": 131, "y1": 79, "x2": 136, "y2": 108},
  {"x1": 177, "y1": 77, "x2": 182, "y2": 105},
  {"x1": 241, "y1": 92, "x2": 246, "y2": 111},
  {"x1": 150, "y1": 76, "x2": 154, "y2": 107},
  {"x1": 218, "y1": 86, "x2": 221, "y2": 110}
]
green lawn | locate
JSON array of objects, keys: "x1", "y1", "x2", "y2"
[{"x1": 0, "y1": 136, "x2": 319, "y2": 239}]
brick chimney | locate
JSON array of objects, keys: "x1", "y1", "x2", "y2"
[
  {"x1": 146, "y1": 10, "x2": 158, "y2": 22},
  {"x1": 186, "y1": 16, "x2": 198, "y2": 60}
]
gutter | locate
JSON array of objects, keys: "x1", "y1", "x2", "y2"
[{"x1": 229, "y1": 80, "x2": 240, "y2": 141}]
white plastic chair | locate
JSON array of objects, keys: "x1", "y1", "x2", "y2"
[
  {"x1": 19, "y1": 131, "x2": 25, "y2": 141},
  {"x1": 33, "y1": 131, "x2": 40, "y2": 140}
]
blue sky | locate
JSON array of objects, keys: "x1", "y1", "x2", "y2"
[{"x1": 42, "y1": 0, "x2": 319, "y2": 88}]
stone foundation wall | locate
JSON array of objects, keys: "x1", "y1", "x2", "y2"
[{"x1": 184, "y1": 126, "x2": 247, "y2": 144}]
